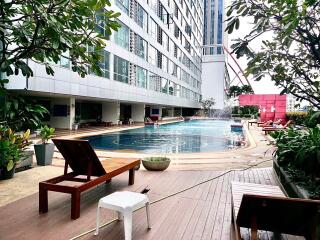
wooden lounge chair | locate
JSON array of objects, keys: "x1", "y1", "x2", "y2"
[
  {"x1": 257, "y1": 120, "x2": 272, "y2": 127},
  {"x1": 39, "y1": 139, "x2": 140, "y2": 220},
  {"x1": 262, "y1": 120, "x2": 293, "y2": 135},
  {"x1": 231, "y1": 181, "x2": 320, "y2": 240}
]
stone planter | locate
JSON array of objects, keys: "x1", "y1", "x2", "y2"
[
  {"x1": 273, "y1": 158, "x2": 310, "y2": 199},
  {"x1": 16, "y1": 150, "x2": 34, "y2": 171},
  {"x1": 142, "y1": 157, "x2": 171, "y2": 171},
  {"x1": 0, "y1": 165, "x2": 16, "y2": 180},
  {"x1": 34, "y1": 143, "x2": 55, "y2": 166}
]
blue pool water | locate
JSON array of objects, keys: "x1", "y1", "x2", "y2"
[{"x1": 83, "y1": 120, "x2": 243, "y2": 154}]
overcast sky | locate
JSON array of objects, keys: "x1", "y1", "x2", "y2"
[{"x1": 225, "y1": 0, "x2": 281, "y2": 94}]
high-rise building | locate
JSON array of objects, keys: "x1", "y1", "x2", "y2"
[
  {"x1": 201, "y1": 0, "x2": 228, "y2": 110},
  {"x1": 6, "y1": 0, "x2": 203, "y2": 129}
]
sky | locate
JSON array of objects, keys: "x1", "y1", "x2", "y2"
[{"x1": 225, "y1": 0, "x2": 281, "y2": 94}]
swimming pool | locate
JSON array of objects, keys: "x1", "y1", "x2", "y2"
[{"x1": 82, "y1": 120, "x2": 244, "y2": 154}]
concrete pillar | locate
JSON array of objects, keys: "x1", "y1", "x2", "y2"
[
  {"x1": 49, "y1": 97, "x2": 74, "y2": 130},
  {"x1": 69, "y1": 98, "x2": 76, "y2": 130},
  {"x1": 102, "y1": 101, "x2": 120, "y2": 124},
  {"x1": 109, "y1": 53, "x2": 114, "y2": 81},
  {"x1": 131, "y1": 104, "x2": 145, "y2": 122}
]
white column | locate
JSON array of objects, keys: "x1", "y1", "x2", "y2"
[
  {"x1": 49, "y1": 97, "x2": 74, "y2": 130},
  {"x1": 131, "y1": 104, "x2": 145, "y2": 122},
  {"x1": 102, "y1": 101, "x2": 120, "y2": 124},
  {"x1": 69, "y1": 97, "x2": 76, "y2": 130}
]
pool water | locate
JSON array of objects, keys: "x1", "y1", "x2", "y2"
[{"x1": 82, "y1": 120, "x2": 244, "y2": 154}]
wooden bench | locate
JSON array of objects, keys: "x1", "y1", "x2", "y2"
[
  {"x1": 231, "y1": 181, "x2": 320, "y2": 240},
  {"x1": 39, "y1": 139, "x2": 140, "y2": 220}
]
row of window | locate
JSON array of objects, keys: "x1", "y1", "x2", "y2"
[
  {"x1": 149, "y1": 0, "x2": 202, "y2": 68},
  {"x1": 115, "y1": 0, "x2": 202, "y2": 71},
  {"x1": 113, "y1": 20, "x2": 201, "y2": 87},
  {"x1": 96, "y1": 51, "x2": 200, "y2": 101},
  {"x1": 53, "y1": 49, "x2": 201, "y2": 102}
]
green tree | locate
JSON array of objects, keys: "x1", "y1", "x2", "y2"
[
  {"x1": 0, "y1": 0, "x2": 120, "y2": 94},
  {"x1": 226, "y1": 0, "x2": 320, "y2": 109},
  {"x1": 201, "y1": 98, "x2": 215, "y2": 116},
  {"x1": 3, "y1": 95, "x2": 49, "y2": 131},
  {"x1": 228, "y1": 85, "x2": 253, "y2": 98}
]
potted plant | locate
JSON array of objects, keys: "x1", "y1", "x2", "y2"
[
  {"x1": 0, "y1": 126, "x2": 30, "y2": 180},
  {"x1": 34, "y1": 125, "x2": 55, "y2": 166},
  {"x1": 73, "y1": 116, "x2": 81, "y2": 130},
  {"x1": 142, "y1": 157, "x2": 171, "y2": 171}
]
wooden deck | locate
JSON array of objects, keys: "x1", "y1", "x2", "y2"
[{"x1": 0, "y1": 168, "x2": 303, "y2": 240}]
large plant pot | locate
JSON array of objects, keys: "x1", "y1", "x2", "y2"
[
  {"x1": 142, "y1": 158, "x2": 171, "y2": 171},
  {"x1": 34, "y1": 143, "x2": 55, "y2": 166},
  {"x1": 0, "y1": 165, "x2": 16, "y2": 180}
]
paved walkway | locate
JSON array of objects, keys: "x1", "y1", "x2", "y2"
[{"x1": 0, "y1": 122, "x2": 274, "y2": 207}]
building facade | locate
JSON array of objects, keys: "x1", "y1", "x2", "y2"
[
  {"x1": 6, "y1": 0, "x2": 203, "y2": 129},
  {"x1": 201, "y1": 0, "x2": 228, "y2": 110}
]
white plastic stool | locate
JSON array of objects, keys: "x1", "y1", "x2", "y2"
[{"x1": 94, "y1": 191, "x2": 151, "y2": 240}]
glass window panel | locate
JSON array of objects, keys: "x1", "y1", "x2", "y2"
[
  {"x1": 136, "y1": 66, "x2": 147, "y2": 88},
  {"x1": 116, "y1": 0, "x2": 130, "y2": 15},
  {"x1": 114, "y1": 55, "x2": 129, "y2": 83},
  {"x1": 114, "y1": 21, "x2": 129, "y2": 50},
  {"x1": 135, "y1": 3, "x2": 148, "y2": 30},
  {"x1": 135, "y1": 34, "x2": 147, "y2": 60},
  {"x1": 161, "y1": 78, "x2": 168, "y2": 93},
  {"x1": 149, "y1": 72, "x2": 161, "y2": 92},
  {"x1": 148, "y1": 45, "x2": 157, "y2": 66}
]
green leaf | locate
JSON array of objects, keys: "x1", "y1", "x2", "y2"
[{"x1": 7, "y1": 160, "x2": 14, "y2": 171}]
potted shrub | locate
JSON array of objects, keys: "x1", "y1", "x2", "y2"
[
  {"x1": 0, "y1": 126, "x2": 30, "y2": 180},
  {"x1": 142, "y1": 157, "x2": 171, "y2": 171},
  {"x1": 73, "y1": 116, "x2": 81, "y2": 130},
  {"x1": 34, "y1": 126, "x2": 55, "y2": 166}
]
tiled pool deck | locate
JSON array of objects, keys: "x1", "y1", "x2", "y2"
[{"x1": 0, "y1": 121, "x2": 298, "y2": 240}]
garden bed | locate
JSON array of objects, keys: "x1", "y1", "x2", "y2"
[{"x1": 273, "y1": 159, "x2": 310, "y2": 199}]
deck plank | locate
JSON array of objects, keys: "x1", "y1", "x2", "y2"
[{"x1": 0, "y1": 168, "x2": 304, "y2": 240}]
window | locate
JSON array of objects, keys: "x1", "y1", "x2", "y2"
[
  {"x1": 149, "y1": 72, "x2": 161, "y2": 91},
  {"x1": 116, "y1": 0, "x2": 129, "y2": 15},
  {"x1": 135, "y1": 34, "x2": 148, "y2": 60},
  {"x1": 162, "y1": 55, "x2": 168, "y2": 72},
  {"x1": 161, "y1": 78, "x2": 168, "y2": 93},
  {"x1": 162, "y1": 32, "x2": 169, "y2": 51},
  {"x1": 169, "y1": 39, "x2": 175, "y2": 56},
  {"x1": 168, "y1": 81, "x2": 175, "y2": 95},
  {"x1": 114, "y1": 55, "x2": 129, "y2": 83},
  {"x1": 136, "y1": 66, "x2": 147, "y2": 88},
  {"x1": 150, "y1": 18, "x2": 157, "y2": 40},
  {"x1": 114, "y1": 21, "x2": 129, "y2": 50},
  {"x1": 98, "y1": 50, "x2": 110, "y2": 79},
  {"x1": 135, "y1": 2, "x2": 148, "y2": 30},
  {"x1": 175, "y1": 84, "x2": 181, "y2": 97},
  {"x1": 168, "y1": 60, "x2": 174, "y2": 76},
  {"x1": 149, "y1": 0, "x2": 158, "y2": 12},
  {"x1": 148, "y1": 45, "x2": 157, "y2": 66}
]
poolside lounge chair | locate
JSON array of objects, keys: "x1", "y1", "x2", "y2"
[
  {"x1": 262, "y1": 120, "x2": 292, "y2": 135},
  {"x1": 231, "y1": 181, "x2": 320, "y2": 240},
  {"x1": 257, "y1": 120, "x2": 272, "y2": 127},
  {"x1": 39, "y1": 139, "x2": 140, "y2": 220}
]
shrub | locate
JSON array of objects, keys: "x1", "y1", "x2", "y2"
[
  {"x1": 271, "y1": 127, "x2": 320, "y2": 198},
  {"x1": 0, "y1": 126, "x2": 30, "y2": 171},
  {"x1": 286, "y1": 112, "x2": 308, "y2": 125}
]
